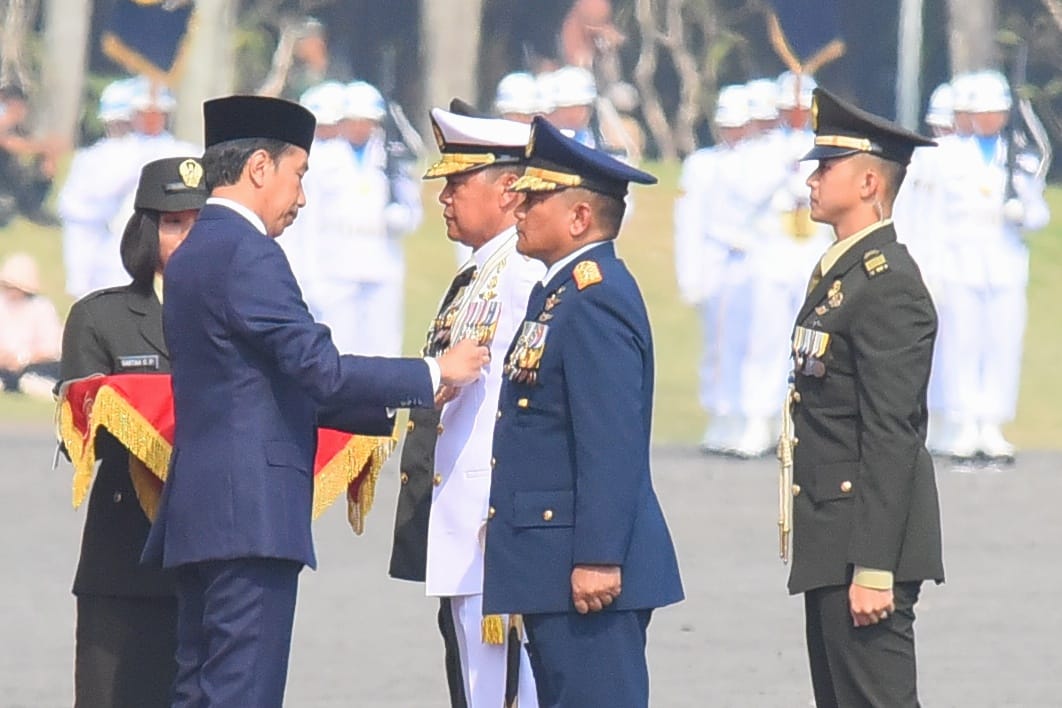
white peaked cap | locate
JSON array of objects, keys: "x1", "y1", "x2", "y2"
[
  {"x1": 545, "y1": 66, "x2": 597, "y2": 108},
  {"x1": 715, "y1": 84, "x2": 751, "y2": 128},
  {"x1": 344, "y1": 81, "x2": 386, "y2": 121},
  {"x1": 129, "y1": 75, "x2": 177, "y2": 112},
  {"x1": 746, "y1": 78, "x2": 780, "y2": 120},
  {"x1": 969, "y1": 70, "x2": 1012, "y2": 113},
  {"x1": 299, "y1": 81, "x2": 348, "y2": 126},
  {"x1": 775, "y1": 71, "x2": 816, "y2": 110},
  {"x1": 425, "y1": 107, "x2": 531, "y2": 178},
  {"x1": 496, "y1": 72, "x2": 542, "y2": 115},
  {"x1": 98, "y1": 78, "x2": 137, "y2": 122},
  {"x1": 925, "y1": 82, "x2": 954, "y2": 128}
]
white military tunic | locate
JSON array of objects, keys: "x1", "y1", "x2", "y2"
[
  {"x1": 282, "y1": 132, "x2": 421, "y2": 356},
  {"x1": 424, "y1": 226, "x2": 542, "y2": 707}
]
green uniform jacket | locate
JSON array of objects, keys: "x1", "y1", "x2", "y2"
[{"x1": 788, "y1": 223, "x2": 945, "y2": 595}]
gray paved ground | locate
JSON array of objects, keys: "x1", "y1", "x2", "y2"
[{"x1": 2, "y1": 426, "x2": 1060, "y2": 707}]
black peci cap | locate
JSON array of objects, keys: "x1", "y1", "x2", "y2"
[
  {"x1": 802, "y1": 88, "x2": 935, "y2": 166},
  {"x1": 134, "y1": 157, "x2": 208, "y2": 212},
  {"x1": 203, "y1": 95, "x2": 316, "y2": 152}
]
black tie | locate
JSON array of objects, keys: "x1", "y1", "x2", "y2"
[
  {"x1": 440, "y1": 265, "x2": 477, "y2": 314},
  {"x1": 424, "y1": 266, "x2": 477, "y2": 356}
]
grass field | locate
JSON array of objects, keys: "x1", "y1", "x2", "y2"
[{"x1": 2, "y1": 163, "x2": 1060, "y2": 448}]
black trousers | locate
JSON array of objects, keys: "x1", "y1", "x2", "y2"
[
  {"x1": 75, "y1": 594, "x2": 178, "y2": 708},
  {"x1": 438, "y1": 597, "x2": 469, "y2": 708},
  {"x1": 804, "y1": 581, "x2": 923, "y2": 708}
]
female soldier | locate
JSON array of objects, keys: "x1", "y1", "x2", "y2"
[{"x1": 60, "y1": 156, "x2": 206, "y2": 707}]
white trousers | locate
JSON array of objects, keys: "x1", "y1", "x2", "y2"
[
  {"x1": 63, "y1": 223, "x2": 127, "y2": 299},
  {"x1": 451, "y1": 594, "x2": 538, "y2": 708},
  {"x1": 697, "y1": 253, "x2": 752, "y2": 416},
  {"x1": 742, "y1": 275, "x2": 805, "y2": 419},
  {"x1": 935, "y1": 281, "x2": 1026, "y2": 423},
  {"x1": 308, "y1": 279, "x2": 403, "y2": 356}
]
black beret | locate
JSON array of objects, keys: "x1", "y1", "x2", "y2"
[{"x1": 203, "y1": 95, "x2": 315, "y2": 153}]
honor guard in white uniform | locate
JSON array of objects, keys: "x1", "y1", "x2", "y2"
[
  {"x1": 674, "y1": 85, "x2": 762, "y2": 453},
  {"x1": 421, "y1": 107, "x2": 543, "y2": 706},
  {"x1": 283, "y1": 80, "x2": 422, "y2": 356},
  {"x1": 740, "y1": 72, "x2": 832, "y2": 457},
  {"x1": 58, "y1": 78, "x2": 140, "y2": 298},
  {"x1": 60, "y1": 77, "x2": 199, "y2": 298},
  {"x1": 919, "y1": 71, "x2": 1049, "y2": 461},
  {"x1": 893, "y1": 81, "x2": 956, "y2": 451}
]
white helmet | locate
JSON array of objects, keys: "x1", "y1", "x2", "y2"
[
  {"x1": 969, "y1": 70, "x2": 1012, "y2": 113},
  {"x1": 545, "y1": 66, "x2": 597, "y2": 108},
  {"x1": 98, "y1": 78, "x2": 137, "y2": 123},
  {"x1": 775, "y1": 71, "x2": 816, "y2": 110},
  {"x1": 495, "y1": 72, "x2": 542, "y2": 115},
  {"x1": 745, "y1": 78, "x2": 779, "y2": 121},
  {"x1": 299, "y1": 81, "x2": 348, "y2": 126},
  {"x1": 714, "y1": 84, "x2": 751, "y2": 128},
  {"x1": 128, "y1": 75, "x2": 176, "y2": 113},
  {"x1": 925, "y1": 82, "x2": 954, "y2": 129},
  {"x1": 344, "y1": 81, "x2": 387, "y2": 121}
]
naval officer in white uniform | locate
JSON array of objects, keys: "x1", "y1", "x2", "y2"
[{"x1": 422, "y1": 106, "x2": 544, "y2": 706}]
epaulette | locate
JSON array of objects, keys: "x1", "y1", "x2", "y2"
[
  {"x1": 862, "y1": 249, "x2": 889, "y2": 278},
  {"x1": 572, "y1": 260, "x2": 603, "y2": 290}
]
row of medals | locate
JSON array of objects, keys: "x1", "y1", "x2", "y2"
[
  {"x1": 503, "y1": 286, "x2": 564, "y2": 385},
  {"x1": 794, "y1": 280, "x2": 842, "y2": 378}
]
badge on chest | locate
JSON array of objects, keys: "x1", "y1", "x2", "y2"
[
  {"x1": 504, "y1": 321, "x2": 549, "y2": 385},
  {"x1": 792, "y1": 326, "x2": 830, "y2": 378}
]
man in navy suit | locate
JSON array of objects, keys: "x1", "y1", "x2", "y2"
[
  {"x1": 141, "y1": 95, "x2": 489, "y2": 708},
  {"x1": 483, "y1": 116, "x2": 684, "y2": 707}
]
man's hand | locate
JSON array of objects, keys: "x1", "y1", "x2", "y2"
[
  {"x1": 849, "y1": 583, "x2": 894, "y2": 627},
  {"x1": 436, "y1": 339, "x2": 489, "y2": 387},
  {"x1": 434, "y1": 384, "x2": 458, "y2": 409},
  {"x1": 571, "y1": 564, "x2": 621, "y2": 614}
]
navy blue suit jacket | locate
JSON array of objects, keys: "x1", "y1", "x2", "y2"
[
  {"x1": 483, "y1": 242, "x2": 684, "y2": 615},
  {"x1": 142, "y1": 204, "x2": 433, "y2": 570}
]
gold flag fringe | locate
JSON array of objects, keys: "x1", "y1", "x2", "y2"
[{"x1": 59, "y1": 386, "x2": 173, "y2": 510}]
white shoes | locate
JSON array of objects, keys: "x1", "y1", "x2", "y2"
[
  {"x1": 729, "y1": 416, "x2": 774, "y2": 459},
  {"x1": 979, "y1": 422, "x2": 1016, "y2": 462},
  {"x1": 700, "y1": 416, "x2": 731, "y2": 453}
]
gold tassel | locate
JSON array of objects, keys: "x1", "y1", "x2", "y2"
[{"x1": 482, "y1": 614, "x2": 506, "y2": 645}]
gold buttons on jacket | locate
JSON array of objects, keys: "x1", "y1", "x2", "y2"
[
  {"x1": 792, "y1": 391, "x2": 802, "y2": 404},
  {"x1": 491, "y1": 457, "x2": 496, "y2": 468},
  {"x1": 840, "y1": 480, "x2": 853, "y2": 493},
  {"x1": 113, "y1": 491, "x2": 122, "y2": 503},
  {"x1": 496, "y1": 410, "x2": 503, "y2": 420},
  {"x1": 437, "y1": 424, "x2": 445, "y2": 435},
  {"x1": 433, "y1": 474, "x2": 443, "y2": 487},
  {"x1": 488, "y1": 506, "x2": 496, "y2": 519},
  {"x1": 406, "y1": 420, "x2": 415, "y2": 432},
  {"x1": 517, "y1": 398, "x2": 529, "y2": 408},
  {"x1": 400, "y1": 472, "x2": 409, "y2": 485},
  {"x1": 792, "y1": 484, "x2": 801, "y2": 497},
  {"x1": 542, "y1": 509, "x2": 554, "y2": 522}
]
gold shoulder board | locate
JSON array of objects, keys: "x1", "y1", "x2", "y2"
[{"x1": 572, "y1": 260, "x2": 603, "y2": 290}]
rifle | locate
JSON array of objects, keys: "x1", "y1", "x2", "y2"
[
  {"x1": 1004, "y1": 36, "x2": 1028, "y2": 202},
  {"x1": 377, "y1": 45, "x2": 425, "y2": 192}
]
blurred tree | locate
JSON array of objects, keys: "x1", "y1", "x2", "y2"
[
  {"x1": 38, "y1": 0, "x2": 90, "y2": 147},
  {"x1": 1, "y1": 0, "x2": 39, "y2": 88}
]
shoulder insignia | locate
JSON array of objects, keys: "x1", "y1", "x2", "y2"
[
  {"x1": 863, "y1": 249, "x2": 889, "y2": 277},
  {"x1": 572, "y1": 260, "x2": 602, "y2": 290}
]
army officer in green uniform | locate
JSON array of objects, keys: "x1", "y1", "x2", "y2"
[{"x1": 785, "y1": 88, "x2": 944, "y2": 708}]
